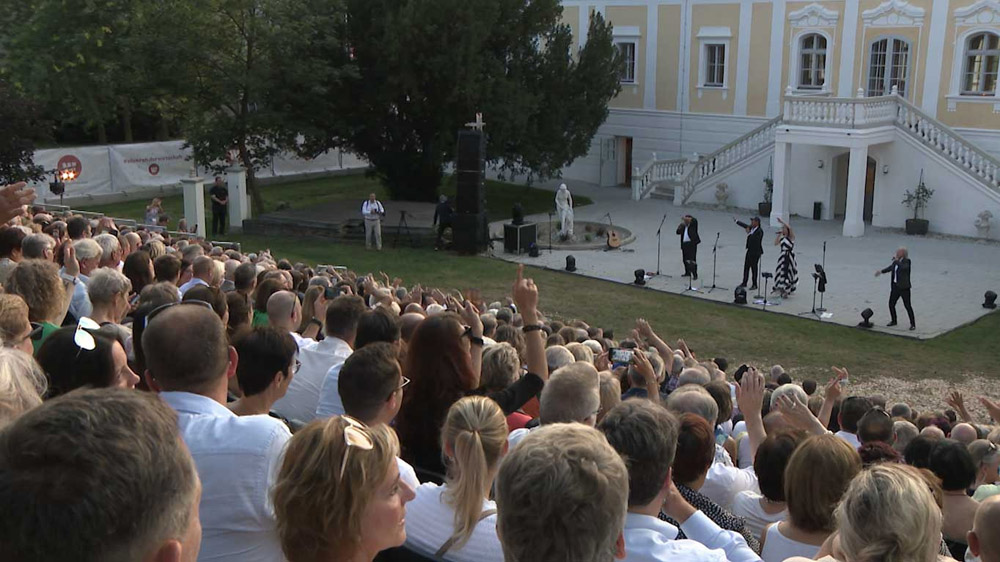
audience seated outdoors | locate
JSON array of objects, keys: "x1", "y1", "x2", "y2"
[{"x1": 2, "y1": 198, "x2": 1000, "y2": 562}]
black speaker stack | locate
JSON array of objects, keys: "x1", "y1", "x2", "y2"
[{"x1": 452, "y1": 131, "x2": 488, "y2": 254}]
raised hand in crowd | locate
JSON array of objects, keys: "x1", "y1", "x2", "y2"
[
  {"x1": 980, "y1": 396, "x2": 1000, "y2": 423},
  {"x1": 632, "y1": 350, "x2": 659, "y2": 405},
  {"x1": 946, "y1": 390, "x2": 973, "y2": 422},
  {"x1": 818, "y1": 366, "x2": 847, "y2": 428},
  {"x1": 635, "y1": 318, "x2": 676, "y2": 360},
  {"x1": 777, "y1": 393, "x2": 827, "y2": 435},
  {"x1": 512, "y1": 264, "x2": 548, "y2": 381},
  {"x1": 735, "y1": 366, "x2": 766, "y2": 459},
  {"x1": 0, "y1": 182, "x2": 36, "y2": 224}
]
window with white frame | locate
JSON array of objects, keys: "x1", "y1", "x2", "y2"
[
  {"x1": 867, "y1": 38, "x2": 910, "y2": 97},
  {"x1": 963, "y1": 32, "x2": 999, "y2": 95},
  {"x1": 616, "y1": 41, "x2": 637, "y2": 84},
  {"x1": 798, "y1": 34, "x2": 827, "y2": 89},
  {"x1": 704, "y1": 43, "x2": 726, "y2": 87}
]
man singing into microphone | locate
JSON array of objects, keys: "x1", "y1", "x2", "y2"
[
  {"x1": 875, "y1": 247, "x2": 915, "y2": 330},
  {"x1": 735, "y1": 216, "x2": 764, "y2": 290},
  {"x1": 677, "y1": 214, "x2": 700, "y2": 279}
]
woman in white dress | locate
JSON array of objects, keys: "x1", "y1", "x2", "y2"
[
  {"x1": 759, "y1": 434, "x2": 861, "y2": 562},
  {"x1": 404, "y1": 396, "x2": 507, "y2": 562}
]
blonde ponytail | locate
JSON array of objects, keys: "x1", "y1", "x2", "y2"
[{"x1": 441, "y1": 396, "x2": 508, "y2": 549}]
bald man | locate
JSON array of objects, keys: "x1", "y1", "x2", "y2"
[
  {"x1": 267, "y1": 290, "x2": 321, "y2": 351},
  {"x1": 952, "y1": 423, "x2": 979, "y2": 445},
  {"x1": 969, "y1": 495, "x2": 1000, "y2": 562},
  {"x1": 179, "y1": 255, "x2": 215, "y2": 296}
]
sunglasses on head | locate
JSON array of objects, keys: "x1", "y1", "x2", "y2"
[{"x1": 337, "y1": 416, "x2": 374, "y2": 483}]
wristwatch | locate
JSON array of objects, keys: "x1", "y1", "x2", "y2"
[{"x1": 60, "y1": 272, "x2": 79, "y2": 285}]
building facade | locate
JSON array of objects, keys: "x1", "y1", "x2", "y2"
[{"x1": 560, "y1": 0, "x2": 1000, "y2": 238}]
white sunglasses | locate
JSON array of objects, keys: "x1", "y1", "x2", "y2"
[{"x1": 74, "y1": 317, "x2": 102, "y2": 353}]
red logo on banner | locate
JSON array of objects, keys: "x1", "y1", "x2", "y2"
[
  {"x1": 148, "y1": 163, "x2": 160, "y2": 176},
  {"x1": 57, "y1": 155, "x2": 82, "y2": 177}
]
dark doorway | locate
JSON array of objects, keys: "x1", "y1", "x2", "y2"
[{"x1": 864, "y1": 157, "x2": 876, "y2": 222}]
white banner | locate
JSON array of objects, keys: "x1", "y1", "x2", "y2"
[{"x1": 29, "y1": 142, "x2": 367, "y2": 202}]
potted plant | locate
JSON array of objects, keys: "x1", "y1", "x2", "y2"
[
  {"x1": 759, "y1": 157, "x2": 773, "y2": 217},
  {"x1": 902, "y1": 170, "x2": 934, "y2": 235}
]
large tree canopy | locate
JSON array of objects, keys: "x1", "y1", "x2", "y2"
[
  {"x1": 0, "y1": 80, "x2": 48, "y2": 184},
  {"x1": 294, "y1": 0, "x2": 622, "y2": 201}
]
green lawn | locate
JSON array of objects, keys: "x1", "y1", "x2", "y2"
[
  {"x1": 87, "y1": 173, "x2": 591, "y2": 227},
  {"x1": 211, "y1": 234, "x2": 1000, "y2": 383}
]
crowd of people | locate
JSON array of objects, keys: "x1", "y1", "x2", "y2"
[{"x1": 1, "y1": 180, "x2": 1000, "y2": 562}]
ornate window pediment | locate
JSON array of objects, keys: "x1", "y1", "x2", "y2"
[
  {"x1": 954, "y1": 0, "x2": 1000, "y2": 26},
  {"x1": 861, "y1": 0, "x2": 925, "y2": 26},
  {"x1": 788, "y1": 4, "x2": 840, "y2": 28}
]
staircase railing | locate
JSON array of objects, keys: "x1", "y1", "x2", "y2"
[
  {"x1": 675, "y1": 116, "x2": 781, "y2": 202},
  {"x1": 894, "y1": 97, "x2": 1000, "y2": 192},
  {"x1": 632, "y1": 154, "x2": 687, "y2": 200},
  {"x1": 783, "y1": 94, "x2": 898, "y2": 128}
]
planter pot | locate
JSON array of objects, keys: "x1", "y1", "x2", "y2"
[
  {"x1": 905, "y1": 218, "x2": 929, "y2": 235},
  {"x1": 758, "y1": 202, "x2": 772, "y2": 217}
]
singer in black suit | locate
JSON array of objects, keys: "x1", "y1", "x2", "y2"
[
  {"x1": 875, "y1": 247, "x2": 915, "y2": 330},
  {"x1": 677, "y1": 215, "x2": 701, "y2": 279},
  {"x1": 735, "y1": 216, "x2": 764, "y2": 289}
]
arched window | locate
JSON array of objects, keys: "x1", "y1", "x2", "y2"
[
  {"x1": 867, "y1": 38, "x2": 910, "y2": 97},
  {"x1": 798, "y1": 34, "x2": 828, "y2": 89},
  {"x1": 963, "y1": 32, "x2": 1000, "y2": 95}
]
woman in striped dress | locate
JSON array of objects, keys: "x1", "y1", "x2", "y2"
[{"x1": 773, "y1": 217, "x2": 797, "y2": 298}]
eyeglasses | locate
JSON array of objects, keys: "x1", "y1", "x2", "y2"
[
  {"x1": 6, "y1": 323, "x2": 43, "y2": 349},
  {"x1": 461, "y1": 325, "x2": 473, "y2": 338},
  {"x1": 292, "y1": 359, "x2": 302, "y2": 374},
  {"x1": 338, "y1": 416, "x2": 374, "y2": 483},
  {"x1": 398, "y1": 376, "x2": 411, "y2": 391},
  {"x1": 144, "y1": 300, "x2": 214, "y2": 328}
]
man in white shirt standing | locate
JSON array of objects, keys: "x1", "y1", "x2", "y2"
[
  {"x1": 144, "y1": 303, "x2": 291, "y2": 562},
  {"x1": 178, "y1": 255, "x2": 215, "y2": 296},
  {"x1": 274, "y1": 294, "x2": 366, "y2": 423},
  {"x1": 362, "y1": 192, "x2": 385, "y2": 250},
  {"x1": 599, "y1": 400, "x2": 761, "y2": 561}
]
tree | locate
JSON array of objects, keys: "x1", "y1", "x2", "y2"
[
  {"x1": 0, "y1": 80, "x2": 48, "y2": 184},
  {"x1": 295, "y1": 0, "x2": 622, "y2": 201},
  {"x1": 181, "y1": 0, "x2": 350, "y2": 216}
]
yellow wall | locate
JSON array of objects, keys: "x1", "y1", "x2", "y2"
[
  {"x1": 689, "y1": 3, "x2": 741, "y2": 114},
  {"x1": 607, "y1": 5, "x2": 647, "y2": 109},
  {"x1": 656, "y1": 4, "x2": 681, "y2": 111},
  {"x1": 854, "y1": 0, "x2": 932, "y2": 106},
  {"x1": 747, "y1": 2, "x2": 773, "y2": 116},
  {"x1": 936, "y1": 0, "x2": 1000, "y2": 128},
  {"x1": 563, "y1": 6, "x2": 580, "y2": 47}
]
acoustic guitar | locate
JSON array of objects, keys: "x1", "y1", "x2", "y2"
[{"x1": 605, "y1": 214, "x2": 622, "y2": 249}]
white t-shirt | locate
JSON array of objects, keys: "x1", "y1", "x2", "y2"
[
  {"x1": 834, "y1": 430, "x2": 862, "y2": 450},
  {"x1": 404, "y1": 483, "x2": 504, "y2": 562},
  {"x1": 760, "y1": 524, "x2": 821, "y2": 562},
  {"x1": 273, "y1": 336, "x2": 352, "y2": 423},
  {"x1": 730, "y1": 491, "x2": 787, "y2": 542}
]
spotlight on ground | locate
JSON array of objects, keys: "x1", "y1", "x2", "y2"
[
  {"x1": 633, "y1": 269, "x2": 646, "y2": 286},
  {"x1": 985, "y1": 291, "x2": 998, "y2": 309},
  {"x1": 733, "y1": 286, "x2": 747, "y2": 305},
  {"x1": 858, "y1": 308, "x2": 874, "y2": 328},
  {"x1": 565, "y1": 255, "x2": 576, "y2": 272}
]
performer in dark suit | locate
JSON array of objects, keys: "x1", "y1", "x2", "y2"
[
  {"x1": 875, "y1": 247, "x2": 915, "y2": 330},
  {"x1": 677, "y1": 214, "x2": 701, "y2": 279},
  {"x1": 735, "y1": 216, "x2": 764, "y2": 289}
]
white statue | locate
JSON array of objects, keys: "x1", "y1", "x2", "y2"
[{"x1": 555, "y1": 183, "x2": 574, "y2": 237}]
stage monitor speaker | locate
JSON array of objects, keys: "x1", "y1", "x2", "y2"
[
  {"x1": 452, "y1": 212, "x2": 488, "y2": 254},
  {"x1": 503, "y1": 222, "x2": 536, "y2": 253},
  {"x1": 456, "y1": 131, "x2": 486, "y2": 172},
  {"x1": 455, "y1": 170, "x2": 485, "y2": 215}
]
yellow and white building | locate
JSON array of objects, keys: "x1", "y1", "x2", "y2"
[{"x1": 560, "y1": 0, "x2": 1000, "y2": 237}]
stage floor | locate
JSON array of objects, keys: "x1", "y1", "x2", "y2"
[{"x1": 490, "y1": 196, "x2": 1000, "y2": 339}]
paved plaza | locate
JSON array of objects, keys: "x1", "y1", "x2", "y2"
[{"x1": 490, "y1": 179, "x2": 1000, "y2": 339}]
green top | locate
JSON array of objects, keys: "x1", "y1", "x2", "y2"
[
  {"x1": 252, "y1": 310, "x2": 269, "y2": 327},
  {"x1": 32, "y1": 322, "x2": 61, "y2": 355}
]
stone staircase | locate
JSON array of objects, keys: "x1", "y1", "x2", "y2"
[{"x1": 632, "y1": 89, "x2": 1000, "y2": 204}]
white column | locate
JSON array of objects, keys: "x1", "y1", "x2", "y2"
[
  {"x1": 181, "y1": 176, "x2": 206, "y2": 238},
  {"x1": 837, "y1": 0, "x2": 860, "y2": 98},
  {"x1": 226, "y1": 165, "x2": 250, "y2": 231},
  {"x1": 733, "y1": 0, "x2": 753, "y2": 115},
  {"x1": 770, "y1": 141, "x2": 791, "y2": 226},
  {"x1": 921, "y1": 0, "x2": 950, "y2": 117},
  {"x1": 843, "y1": 146, "x2": 868, "y2": 237},
  {"x1": 765, "y1": 0, "x2": 786, "y2": 117}
]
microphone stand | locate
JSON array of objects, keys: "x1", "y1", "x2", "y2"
[
  {"x1": 706, "y1": 232, "x2": 727, "y2": 293},
  {"x1": 655, "y1": 214, "x2": 669, "y2": 277},
  {"x1": 754, "y1": 254, "x2": 764, "y2": 299},
  {"x1": 547, "y1": 211, "x2": 554, "y2": 253},
  {"x1": 817, "y1": 241, "x2": 828, "y2": 312}
]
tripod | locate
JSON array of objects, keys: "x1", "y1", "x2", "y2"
[
  {"x1": 706, "y1": 232, "x2": 727, "y2": 293},
  {"x1": 754, "y1": 255, "x2": 764, "y2": 299},
  {"x1": 392, "y1": 210, "x2": 415, "y2": 248},
  {"x1": 653, "y1": 214, "x2": 672, "y2": 278},
  {"x1": 758, "y1": 272, "x2": 774, "y2": 309},
  {"x1": 683, "y1": 260, "x2": 701, "y2": 293}
]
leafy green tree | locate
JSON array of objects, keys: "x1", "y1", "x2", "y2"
[
  {"x1": 295, "y1": 0, "x2": 622, "y2": 201},
  {"x1": 0, "y1": 80, "x2": 48, "y2": 184}
]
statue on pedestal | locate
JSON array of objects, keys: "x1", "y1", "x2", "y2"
[{"x1": 555, "y1": 183, "x2": 574, "y2": 238}]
